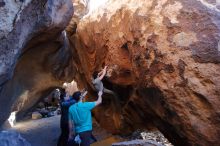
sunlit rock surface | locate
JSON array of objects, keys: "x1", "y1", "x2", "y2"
[
  {"x1": 66, "y1": 0, "x2": 90, "y2": 35},
  {"x1": 68, "y1": 0, "x2": 220, "y2": 146}
]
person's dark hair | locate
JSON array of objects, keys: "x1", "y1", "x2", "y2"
[
  {"x1": 72, "y1": 91, "x2": 81, "y2": 102},
  {"x1": 60, "y1": 88, "x2": 66, "y2": 101},
  {"x1": 92, "y1": 71, "x2": 99, "y2": 79}
]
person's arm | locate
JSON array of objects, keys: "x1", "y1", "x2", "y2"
[
  {"x1": 98, "y1": 66, "x2": 107, "y2": 80},
  {"x1": 98, "y1": 70, "x2": 103, "y2": 76},
  {"x1": 95, "y1": 91, "x2": 103, "y2": 106},
  {"x1": 68, "y1": 120, "x2": 74, "y2": 140},
  {"x1": 68, "y1": 110, "x2": 75, "y2": 140},
  {"x1": 83, "y1": 92, "x2": 103, "y2": 110}
]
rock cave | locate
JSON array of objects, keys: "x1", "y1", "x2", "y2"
[{"x1": 0, "y1": 0, "x2": 220, "y2": 146}]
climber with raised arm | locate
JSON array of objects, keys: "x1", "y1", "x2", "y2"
[
  {"x1": 91, "y1": 66, "x2": 121, "y2": 129},
  {"x1": 92, "y1": 66, "x2": 117, "y2": 97}
]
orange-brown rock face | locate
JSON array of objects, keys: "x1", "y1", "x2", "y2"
[{"x1": 69, "y1": 0, "x2": 220, "y2": 146}]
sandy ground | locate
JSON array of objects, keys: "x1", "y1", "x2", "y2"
[
  {"x1": 13, "y1": 116, "x2": 61, "y2": 146},
  {"x1": 10, "y1": 115, "x2": 116, "y2": 146},
  {"x1": 4, "y1": 115, "x2": 171, "y2": 146}
]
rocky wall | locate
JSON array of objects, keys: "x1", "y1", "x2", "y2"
[{"x1": 69, "y1": 0, "x2": 220, "y2": 145}]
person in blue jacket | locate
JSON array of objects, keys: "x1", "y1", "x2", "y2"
[
  {"x1": 57, "y1": 89, "x2": 79, "y2": 146},
  {"x1": 68, "y1": 91, "x2": 103, "y2": 146}
]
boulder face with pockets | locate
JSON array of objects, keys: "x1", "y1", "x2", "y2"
[{"x1": 69, "y1": 0, "x2": 220, "y2": 146}]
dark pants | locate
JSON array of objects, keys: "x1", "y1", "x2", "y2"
[
  {"x1": 57, "y1": 123, "x2": 69, "y2": 146},
  {"x1": 79, "y1": 131, "x2": 92, "y2": 146},
  {"x1": 67, "y1": 131, "x2": 97, "y2": 146}
]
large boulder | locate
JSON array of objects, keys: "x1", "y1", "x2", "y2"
[
  {"x1": 68, "y1": 0, "x2": 220, "y2": 146},
  {"x1": 0, "y1": 0, "x2": 73, "y2": 125},
  {"x1": 32, "y1": 112, "x2": 42, "y2": 120}
]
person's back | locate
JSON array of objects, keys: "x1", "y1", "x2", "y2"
[
  {"x1": 69, "y1": 101, "x2": 95, "y2": 134},
  {"x1": 92, "y1": 77, "x2": 103, "y2": 92}
]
